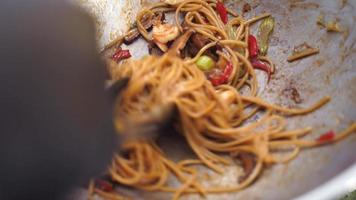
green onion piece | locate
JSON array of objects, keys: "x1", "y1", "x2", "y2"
[
  {"x1": 196, "y1": 55, "x2": 215, "y2": 71},
  {"x1": 258, "y1": 16, "x2": 275, "y2": 55}
]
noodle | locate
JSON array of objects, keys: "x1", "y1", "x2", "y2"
[
  {"x1": 106, "y1": 54, "x2": 355, "y2": 199},
  {"x1": 91, "y1": 0, "x2": 356, "y2": 199}
]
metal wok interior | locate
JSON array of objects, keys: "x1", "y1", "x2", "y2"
[{"x1": 73, "y1": 0, "x2": 356, "y2": 199}]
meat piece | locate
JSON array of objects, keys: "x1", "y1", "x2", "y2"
[
  {"x1": 124, "y1": 12, "x2": 165, "y2": 45},
  {"x1": 168, "y1": 29, "x2": 195, "y2": 57},
  {"x1": 124, "y1": 29, "x2": 141, "y2": 45},
  {"x1": 148, "y1": 42, "x2": 164, "y2": 56},
  {"x1": 187, "y1": 34, "x2": 207, "y2": 56},
  {"x1": 186, "y1": 40, "x2": 199, "y2": 57},
  {"x1": 192, "y1": 33, "x2": 210, "y2": 49},
  {"x1": 124, "y1": 14, "x2": 152, "y2": 44},
  {"x1": 187, "y1": 33, "x2": 218, "y2": 60}
]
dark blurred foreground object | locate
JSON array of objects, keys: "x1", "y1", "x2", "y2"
[{"x1": 0, "y1": 1, "x2": 119, "y2": 199}]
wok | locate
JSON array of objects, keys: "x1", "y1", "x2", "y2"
[{"x1": 72, "y1": 0, "x2": 356, "y2": 199}]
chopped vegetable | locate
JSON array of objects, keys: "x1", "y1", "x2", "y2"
[
  {"x1": 216, "y1": 1, "x2": 228, "y2": 24},
  {"x1": 223, "y1": 61, "x2": 233, "y2": 76},
  {"x1": 248, "y1": 35, "x2": 259, "y2": 58},
  {"x1": 248, "y1": 34, "x2": 272, "y2": 80},
  {"x1": 316, "y1": 131, "x2": 335, "y2": 142},
  {"x1": 112, "y1": 48, "x2": 131, "y2": 62},
  {"x1": 209, "y1": 62, "x2": 233, "y2": 86},
  {"x1": 250, "y1": 58, "x2": 272, "y2": 81},
  {"x1": 210, "y1": 74, "x2": 226, "y2": 86},
  {"x1": 258, "y1": 16, "x2": 275, "y2": 55},
  {"x1": 196, "y1": 55, "x2": 215, "y2": 71}
]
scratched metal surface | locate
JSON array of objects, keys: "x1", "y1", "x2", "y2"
[{"x1": 74, "y1": 0, "x2": 356, "y2": 199}]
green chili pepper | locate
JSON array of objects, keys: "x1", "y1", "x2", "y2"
[
  {"x1": 258, "y1": 16, "x2": 275, "y2": 55},
  {"x1": 196, "y1": 55, "x2": 215, "y2": 71}
]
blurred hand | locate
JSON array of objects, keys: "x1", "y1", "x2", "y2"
[{"x1": 0, "y1": 1, "x2": 118, "y2": 199}]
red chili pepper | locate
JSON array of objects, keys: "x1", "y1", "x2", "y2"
[
  {"x1": 223, "y1": 61, "x2": 233, "y2": 75},
  {"x1": 112, "y1": 48, "x2": 131, "y2": 63},
  {"x1": 250, "y1": 58, "x2": 272, "y2": 81},
  {"x1": 95, "y1": 179, "x2": 114, "y2": 192},
  {"x1": 209, "y1": 62, "x2": 233, "y2": 86},
  {"x1": 316, "y1": 131, "x2": 335, "y2": 142},
  {"x1": 216, "y1": 1, "x2": 228, "y2": 24},
  {"x1": 210, "y1": 77, "x2": 225, "y2": 86},
  {"x1": 248, "y1": 34, "x2": 272, "y2": 81},
  {"x1": 248, "y1": 35, "x2": 259, "y2": 58}
]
